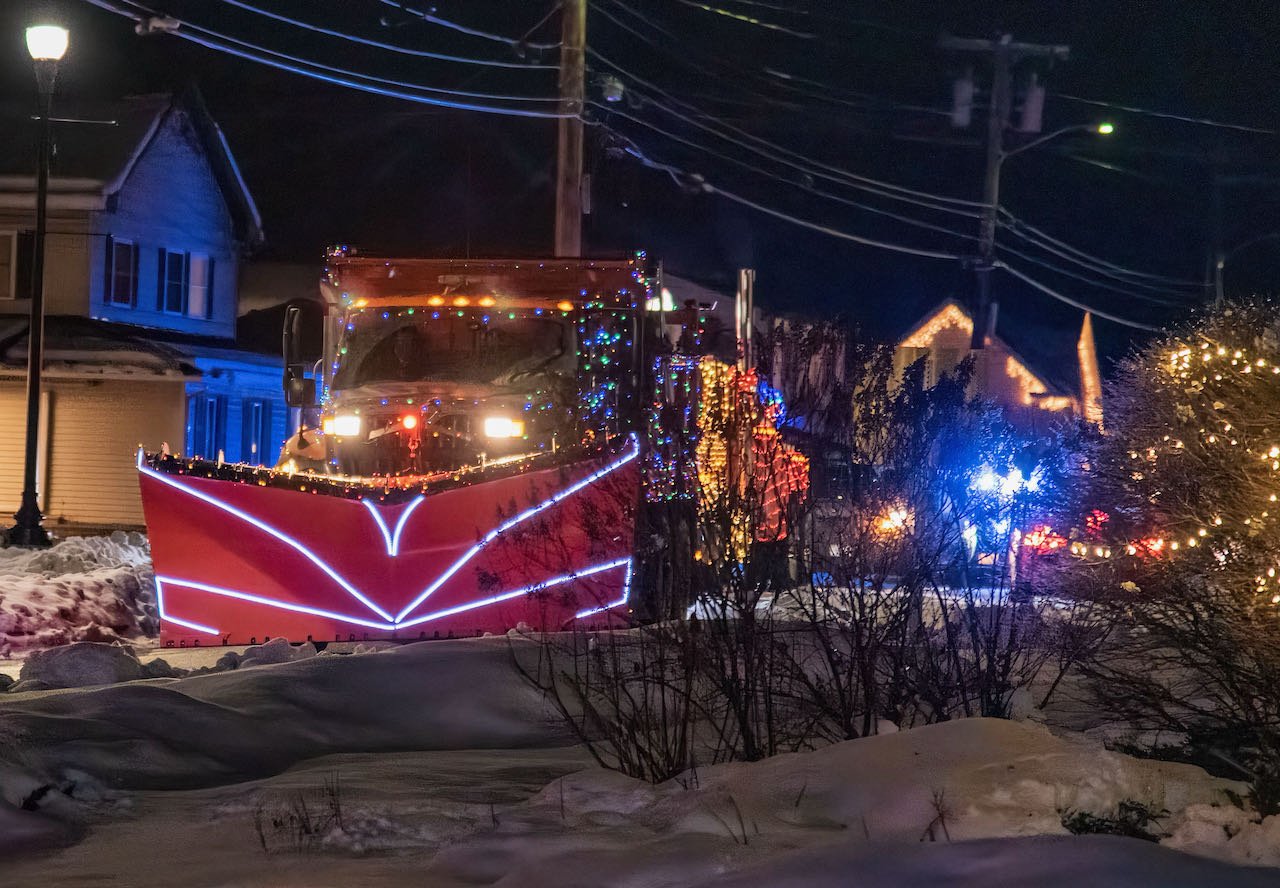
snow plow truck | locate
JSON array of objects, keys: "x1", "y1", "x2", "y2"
[{"x1": 138, "y1": 251, "x2": 806, "y2": 646}]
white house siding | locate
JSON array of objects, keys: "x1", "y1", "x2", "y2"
[
  {"x1": 90, "y1": 109, "x2": 240, "y2": 338},
  {"x1": 0, "y1": 378, "x2": 185, "y2": 528},
  {"x1": 0, "y1": 384, "x2": 25, "y2": 519},
  {"x1": 186, "y1": 354, "x2": 290, "y2": 465},
  {"x1": 0, "y1": 216, "x2": 93, "y2": 316}
]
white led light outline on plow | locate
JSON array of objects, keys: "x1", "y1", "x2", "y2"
[
  {"x1": 137, "y1": 434, "x2": 638, "y2": 625},
  {"x1": 156, "y1": 557, "x2": 632, "y2": 633},
  {"x1": 139, "y1": 450, "x2": 394, "y2": 622},
  {"x1": 393, "y1": 436, "x2": 640, "y2": 623},
  {"x1": 361, "y1": 495, "x2": 425, "y2": 556}
]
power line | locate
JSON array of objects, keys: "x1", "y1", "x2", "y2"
[
  {"x1": 998, "y1": 208, "x2": 1203, "y2": 287},
  {"x1": 606, "y1": 123, "x2": 1160, "y2": 328},
  {"x1": 671, "y1": 0, "x2": 816, "y2": 39},
  {"x1": 593, "y1": 106, "x2": 978, "y2": 245},
  {"x1": 995, "y1": 241, "x2": 1185, "y2": 306},
  {"x1": 714, "y1": 0, "x2": 809, "y2": 14},
  {"x1": 995, "y1": 261, "x2": 1158, "y2": 330},
  {"x1": 87, "y1": 0, "x2": 571, "y2": 118},
  {"x1": 166, "y1": 7, "x2": 561, "y2": 105},
  {"x1": 604, "y1": 129, "x2": 965, "y2": 260},
  {"x1": 597, "y1": 0, "x2": 929, "y2": 117},
  {"x1": 761, "y1": 66, "x2": 951, "y2": 118},
  {"x1": 377, "y1": 0, "x2": 562, "y2": 51},
  {"x1": 1055, "y1": 93, "x2": 1278, "y2": 136},
  {"x1": 214, "y1": 0, "x2": 558, "y2": 68},
  {"x1": 588, "y1": 51, "x2": 983, "y2": 214}
]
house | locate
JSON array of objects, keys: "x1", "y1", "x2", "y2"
[
  {"x1": 893, "y1": 299, "x2": 1103, "y2": 432},
  {"x1": 0, "y1": 88, "x2": 289, "y2": 529}
]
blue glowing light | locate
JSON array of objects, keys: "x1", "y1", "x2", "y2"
[
  {"x1": 155, "y1": 579, "x2": 219, "y2": 635},
  {"x1": 574, "y1": 560, "x2": 633, "y2": 619},
  {"x1": 141, "y1": 439, "x2": 639, "y2": 634},
  {"x1": 361, "y1": 495, "x2": 425, "y2": 557},
  {"x1": 157, "y1": 576, "x2": 394, "y2": 631},
  {"x1": 139, "y1": 455, "x2": 395, "y2": 622},
  {"x1": 157, "y1": 556, "x2": 633, "y2": 634},
  {"x1": 399, "y1": 557, "x2": 632, "y2": 629},
  {"x1": 394, "y1": 435, "x2": 640, "y2": 622}
]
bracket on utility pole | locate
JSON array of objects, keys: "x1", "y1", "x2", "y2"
[{"x1": 939, "y1": 34, "x2": 1069, "y2": 348}]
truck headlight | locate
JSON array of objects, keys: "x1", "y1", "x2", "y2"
[
  {"x1": 332, "y1": 414, "x2": 362, "y2": 437},
  {"x1": 483, "y1": 416, "x2": 525, "y2": 438}
]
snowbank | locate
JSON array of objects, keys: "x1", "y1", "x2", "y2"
[
  {"x1": 1166, "y1": 803, "x2": 1280, "y2": 867},
  {"x1": 0, "y1": 637, "x2": 572, "y2": 791},
  {"x1": 698, "y1": 835, "x2": 1280, "y2": 888},
  {"x1": 0, "y1": 635, "x2": 1276, "y2": 886},
  {"x1": 425, "y1": 718, "x2": 1267, "y2": 886},
  {"x1": 0, "y1": 533, "x2": 155, "y2": 655}
]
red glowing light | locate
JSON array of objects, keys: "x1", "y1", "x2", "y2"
[{"x1": 402, "y1": 414, "x2": 418, "y2": 430}]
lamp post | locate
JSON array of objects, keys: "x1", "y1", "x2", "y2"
[
  {"x1": 7, "y1": 23, "x2": 68, "y2": 548},
  {"x1": 971, "y1": 120, "x2": 1113, "y2": 347}
]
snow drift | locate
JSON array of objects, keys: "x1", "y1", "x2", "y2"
[
  {"x1": 2, "y1": 635, "x2": 1275, "y2": 885},
  {"x1": 0, "y1": 638, "x2": 572, "y2": 791},
  {"x1": 0, "y1": 533, "x2": 155, "y2": 655}
]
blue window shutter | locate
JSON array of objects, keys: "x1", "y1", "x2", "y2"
[
  {"x1": 156, "y1": 247, "x2": 167, "y2": 311},
  {"x1": 103, "y1": 234, "x2": 113, "y2": 304},
  {"x1": 206, "y1": 256, "x2": 216, "y2": 319},
  {"x1": 131, "y1": 243, "x2": 140, "y2": 307},
  {"x1": 189, "y1": 394, "x2": 205, "y2": 458}
]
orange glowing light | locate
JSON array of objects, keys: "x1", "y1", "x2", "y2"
[
  {"x1": 453, "y1": 296, "x2": 470, "y2": 307},
  {"x1": 427, "y1": 296, "x2": 444, "y2": 306},
  {"x1": 478, "y1": 296, "x2": 496, "y2": 307},
  {"x1": 556, "y1": 300, "x2": 574, "y2": 312},
  {"x1": 402, "y1": 414, "x2": 418, "y2": 430}
]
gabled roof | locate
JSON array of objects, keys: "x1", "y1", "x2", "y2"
[
  {"x1": 0, "y1": 87, "x2": 262, "y2": 246},
  {"x1": 898, "y1": 298, "x2": 1085, "y2": 397}
]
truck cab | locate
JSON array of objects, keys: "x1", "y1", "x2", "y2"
[{"x1": 284, "y1": 252, "x2": 646, "y2": 477}]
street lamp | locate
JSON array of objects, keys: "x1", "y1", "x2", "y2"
[
  {"x1": 999, "y1": 121, "x2": 1115, "y2": 166},
  {"x1": 971, "y1": 121, "x2": 1113, "y2": 347},
  {"x1": 7, "y1": 22, "x2": 68, "y2": 548}
]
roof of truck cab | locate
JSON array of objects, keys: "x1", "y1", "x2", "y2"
[{"x1": 323, "y1": 257, "x2": 650, "y2": 301}]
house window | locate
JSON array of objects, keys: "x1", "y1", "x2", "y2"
[
  {"x1": 187, "y1": 253, "x2": 212, "y2": 318},
  {"x1": 0, "y1": 232, "x2": 35, "y2": 301},
  {"x1": 0, "y1": 233, "x2": 13, "y2": 300},
  {"x1": 106, "y1": 239, "x2": 139, "y2": 306},
  {"x1": 188, "y1": 394, "x2": 227, "y2": 459},
  {"x1": 241, "y1": 398, "x2": 273, "y2": 465},
  {"x1": 158, "y1": 249, "x2": 214, "y2": 318}
]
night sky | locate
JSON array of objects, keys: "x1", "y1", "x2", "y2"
[{"x1": 3, "y1": 0, "x2": 1279, "y2": 361}]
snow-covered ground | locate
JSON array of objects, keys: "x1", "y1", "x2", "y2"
[
  {"x1": 1, "y1": 637, "x2": 1277, "y2": 886},
  {"x1": 0, "y1": 533, "x2": 155, "y2": 656}
]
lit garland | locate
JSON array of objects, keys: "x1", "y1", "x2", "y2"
[
  {"x1": 1046, "y1": 326, "x2": 1280, "y2": 603},
  {"x1": 144, "y1": 436, "x2": 631, "y2": 504}
]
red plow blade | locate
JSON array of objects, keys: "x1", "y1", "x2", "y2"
[{"x1": 139, "y1": 439, "x2": 639, "y2": 646}]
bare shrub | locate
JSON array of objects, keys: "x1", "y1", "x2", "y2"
[{"x1": 253, "y1": 774, "x2": 345, "y2": 854}]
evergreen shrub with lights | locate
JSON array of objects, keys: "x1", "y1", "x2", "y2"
[{"x1": 1061, "y1": 299, "x2": 1280, "y2": 814}]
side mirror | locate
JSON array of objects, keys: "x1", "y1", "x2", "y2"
[
  {"x1": 282, "y1": 305, "x2": 315, "y2": 407},
  {"x1": 284, "y1": 370, "x2": 315, "y2": 408}
]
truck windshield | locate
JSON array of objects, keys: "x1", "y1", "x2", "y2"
[{"x1": 332, "y1": 312, "x2": 572, "y2": 389}]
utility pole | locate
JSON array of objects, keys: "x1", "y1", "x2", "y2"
[
  {"x1": 554, "y1": 0, "x2": 585, "y2": 258},
  {"x1": 939, "y1": 34, "x2": 1069, "y2": 348}
]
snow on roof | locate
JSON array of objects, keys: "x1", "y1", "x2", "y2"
[{"x1": 0, "y1": 315, "x2": 199, "y2": 379}]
